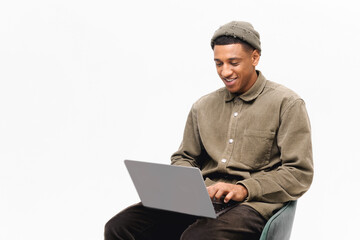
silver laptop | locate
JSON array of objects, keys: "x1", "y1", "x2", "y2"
[{"x1": 124, "y1": 159, "x2": 238, "y2": 218}]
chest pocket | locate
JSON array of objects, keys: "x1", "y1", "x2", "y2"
[{"x1": 240, "y1": 129, "x2": 275, "y2": 169}]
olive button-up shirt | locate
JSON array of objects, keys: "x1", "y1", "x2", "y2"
[{"x1": 171, "y1": 71, "x2": 313, "y2": 220}]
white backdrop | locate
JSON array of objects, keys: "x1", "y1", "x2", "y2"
[{"x1": 1, "y1": 0, "x2": 359, "y2": 239}]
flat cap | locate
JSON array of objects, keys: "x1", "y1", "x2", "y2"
[{"x1": 211, "y1": 21, "x2": 261, "y2": 53}]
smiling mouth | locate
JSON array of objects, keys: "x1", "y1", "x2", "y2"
[{"x1": 224, "y1": 78, "x2": 237, "y2": 82}]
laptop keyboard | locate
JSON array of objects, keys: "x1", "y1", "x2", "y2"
[{"x1": 212, "y1": 199, "x2": 238, "y2": 214}]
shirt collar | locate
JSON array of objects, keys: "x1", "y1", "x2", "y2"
[{"x1": 224, "y1": 70, "x2": 267, "y2": 102}]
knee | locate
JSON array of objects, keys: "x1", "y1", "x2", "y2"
[
  {"x1": 104, "y1": 217, "x2": 118, "y2": 239},
  {"x1": 104, "y1": 214, "x2": 130, "y2": 240}
]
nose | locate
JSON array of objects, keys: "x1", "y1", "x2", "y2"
[{"x1": 221, "y1": 64, "x2": 233, "y2": 78}]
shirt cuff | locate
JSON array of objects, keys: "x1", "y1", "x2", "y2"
[
  {"x1": 237, "y1": 178, "x2": 262, "y2": 202},
  {"x1": 171, "y1": 160, "x2": 194, "y2": 168}
]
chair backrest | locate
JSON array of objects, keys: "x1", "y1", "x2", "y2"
[{"x1": 259, "y1": 201, "x2": 297, "y2": 240}]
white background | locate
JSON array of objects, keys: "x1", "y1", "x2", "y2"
[{"x1": 1, "y1": 0, "x2": 359, "y2": 239}]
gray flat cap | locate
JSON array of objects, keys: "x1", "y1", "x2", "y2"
[{"x1": 211, "y1": 21, "x2": 261, "y2": 53}]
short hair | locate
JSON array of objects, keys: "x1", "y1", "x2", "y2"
[{"x1": 211, "y1": 35, "x2": 255, "y2": 53}]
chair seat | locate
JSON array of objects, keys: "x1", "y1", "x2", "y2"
[{"x1": 259, "y1": 201, "x2": 297, "y2": 240}]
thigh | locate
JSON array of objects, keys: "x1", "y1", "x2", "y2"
[
  {"x1": 181, "y1": 204, "x2": 267, "y2": 240},
  {"x1": 105, "y1": 202, "x2": 198, "y2": 240}
]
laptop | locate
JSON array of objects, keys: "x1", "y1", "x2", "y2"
[{"x1": 124, "y1": 159, "x2": 239, "y2": 218}]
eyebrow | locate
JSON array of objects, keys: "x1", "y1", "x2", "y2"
[{"x1": 214, "y1": 57, "x2": 243, "y2": 61}]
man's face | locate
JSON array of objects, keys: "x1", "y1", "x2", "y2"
[{"x1": 214, "y1": 43, "x2": 260, "y2": 94}]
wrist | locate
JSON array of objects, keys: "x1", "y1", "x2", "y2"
[{"x1": 237, "y1": 183, "x2": 249, "y2": 201}]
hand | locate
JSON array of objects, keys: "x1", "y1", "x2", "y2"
[{"x1": 207, "y1": 182, "x2": 248, "y2": 203}]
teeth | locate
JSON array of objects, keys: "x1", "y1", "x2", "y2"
[{"x1": 225, "y1": 78, "x2": 236, "y2": 82}]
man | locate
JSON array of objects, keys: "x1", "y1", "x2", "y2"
[{"x1": 105, "y1": 21, "x2": 313, "y2": 240}]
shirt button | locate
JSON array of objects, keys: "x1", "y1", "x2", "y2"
[
  {"x1": 229, "y1": 139, "x2": 234, "y2": 144},
  {"x1": 234, "y1": 112, "x2": 238, "y2": 117},
  {"x1": 221, "y1": 159, "x2": 227, "y2": 163}
]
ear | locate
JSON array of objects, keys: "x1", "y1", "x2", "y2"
[{"x1": 251, "y1": 50, "x2": 260, "y2": 66}]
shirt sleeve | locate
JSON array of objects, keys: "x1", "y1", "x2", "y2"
[
  {"x1": 171, "y1": 104, "x2": 203, "y2": 168},
  {"x1": 238, "y1": 99, "x2": 314, "y2": 203}
]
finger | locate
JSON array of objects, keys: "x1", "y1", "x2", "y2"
[
  {"x1": 214, "y1": 188, "x2": 226, "y2": 200},
  {"x1": 224, "y1": 191, "x2": 234, "y2": 203},
  {"x1": 207, "y1": 186, "x2": 217, "y2": 199}
]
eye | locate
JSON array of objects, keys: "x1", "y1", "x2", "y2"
[
  {"x1": 215, "y1": 62, "x2": 223, "y2": 67},
  {"x1": 230, "y1": 62, "x2": 240, "y2": 66}
]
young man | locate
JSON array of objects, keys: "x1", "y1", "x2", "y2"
[{"x1": 105, "y1": 21, "x2": 313, "y2": 240}]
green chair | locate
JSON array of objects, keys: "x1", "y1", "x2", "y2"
[{"x1": 259, "y1": 201, "x2": 297, "y2": 240}]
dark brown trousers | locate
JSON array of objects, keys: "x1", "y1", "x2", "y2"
[{"x1": 105, "y1": 202, "x2": 266, "y2": 240}]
